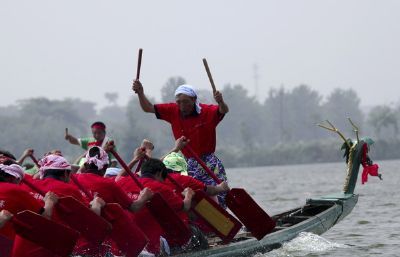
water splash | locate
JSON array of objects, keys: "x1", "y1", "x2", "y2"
[{"x1": 254, "y1": 232, "x2": 349, "y2": 257}]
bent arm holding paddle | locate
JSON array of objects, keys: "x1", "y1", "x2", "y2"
[
  {"x1": 214, "y1": 90, "x2": 229, "y2": 114},
  {"x1": 132, "y1": 80, "x2": 155, "y2": 113},
  {"x1": 129, "y1": 187, "x2": 153, "y2": 212},
  {"x1": 64, "y1": 128, "x2": 80, "y2": 145}
]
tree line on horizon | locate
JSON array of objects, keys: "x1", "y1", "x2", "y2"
[{"x1": 0, "y1": 76, "x2": 398, "y2": 168}]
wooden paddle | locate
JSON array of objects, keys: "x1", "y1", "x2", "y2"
[
  {"x1": 0, "y1": 234, "x2": 13, "y2": 257},
  {"x1": 202, "y1": 58, "x2": 217, "y2": 94},
  {"x1": 184, "y1": 145, "x2": 276, "y2": 240},
  {"x1": 109, "y1": 148, "x2": 192, "y2": 246},
  {"x1": 136, "y1": 48, "x2": 143, "y2": 80},
  {"x1": 26, "y1": 155, "x2": 112, "y2": 244},
  {"x1": 12, "y1": 210, "x2": 79, "y2": 256},
  {"x1": 70, "y1": 174, "x2": 148, "y2": 257},
  {"x1": 166, "y1": 174, "x2": 242, "y2": 243},
  {"x1": 22, "y1": 177, "x2": 111, "y2": 245}
]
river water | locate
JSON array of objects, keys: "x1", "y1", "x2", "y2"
[{"x1": 227, "y1": 159, "x2": 400, "y2": 257}]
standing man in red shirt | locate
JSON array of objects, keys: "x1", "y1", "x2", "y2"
[{"x1": 132, "y1": 81, "x2": 229, "y2": 208}]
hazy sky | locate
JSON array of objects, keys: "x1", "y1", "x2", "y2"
[{"x1": 1, "y1": 0, "x2": 399, "y2": 109}]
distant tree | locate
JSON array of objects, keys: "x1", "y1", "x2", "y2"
[
  {"x1": 322, "y1": 88, "x2": 364, "y2": 135},
  {"x1": 264, "y1": 85, "x2": 323, "y2": 143},
  {"x1": 218, "y1": 84, "x2": 264, "y2": 148},
  {"x1": 285, "y1": 85, "x2": 323, "y2": 141},
  {"x1": 367, "y1": 105, "x2": 398, "y2": 139},
  {"x1": 161, "y1": 76, "x2": 186, "y2": 102},
  {"x1": 104, "y1": 92, "x2": 119, "y2": 105},
  {"x1": 0, "y1": 97, "x2": 96, "y2": 160}
]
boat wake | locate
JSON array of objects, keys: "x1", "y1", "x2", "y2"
[{"x1": 254, "y1": 232, "x2": 349, "y2": 257}]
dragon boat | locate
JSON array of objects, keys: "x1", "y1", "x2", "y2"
[{"x1": 173, "y1": 120, "x2": 380, "y2": 257}]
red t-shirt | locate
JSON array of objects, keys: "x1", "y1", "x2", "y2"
[
  {"x1": 73, "y1": 173, "x2": 132, "y2": 209},
  {"x1": 26, "y1": 177, "x2": 88, "y2": 205},
  {"x1": 140, "y1": 177, "x2": 190, "y2": 248},
  {"x1": 154, "y1": 103, "x2": 224, "y2": 157},
  {"x1": 116, "y1": 176, "x2": 164, "y2": 254},
  {"x1": 166, "y1": 173, "x2": 206, "y2": 193},
  {"x1": 0, "y1": 183, "x2": 43, "y2": 240}
]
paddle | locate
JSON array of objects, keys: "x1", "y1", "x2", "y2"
[
  {"x1": 12, "y1": 210, "x2": 79, "y2": 256},
  {"x1": 109, "y1": 147, "x2": 192, "y2": 246},
  {"x1": 0, "y1": 234, "x2": 13, "y2": 257},
  {"x1": 70, "y1": 174, "x2": 148, "y2": 257},
  {"x1": 166, "y1": 174, "x2": 242, "y2": 243},
  {"x1": 26, "y1": 155, "x2": 112, "y2": 244},
  {"x1": 184, "y1": 145, "x2": 276, "y2": 240},
  {"x1": 136, "y1": 48, "x2": 143, "y2": 80},
  {"x1": 202, "y1": 58, "x2": 217, "y2": 94}
]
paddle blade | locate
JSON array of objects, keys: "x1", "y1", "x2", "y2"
[
  {"x1": 147, "y1": 193, "x2": 192, "y2": 246},
  {"x1": 13, "y1": 210, "x2": 79, "y2": 256},
  {"x1": 0, "y1": 234, "x2": 13, "y2": 257},
  {"x1": 226, "y1": 188, "x2": 275, "y2": 240},
  {"x1": 102, "y1": 203, "x2": 148, "y2": 257},
  {"x1": 56, "y1": 196, "x2": 112, "y2": 244},
  {"x1": 192, "y1": 190, "x2": 242, "y2": 243}
]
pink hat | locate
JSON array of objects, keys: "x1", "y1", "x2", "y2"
[
  {"x1": 0, "y1": 164, "x2": 24, "y2": 180},
  {"x1": 85, "y1": 146, "x2": 109, "y2": 170},
  {"x1": 39, "y1": 154, "x2": 71, "y2": 179}
]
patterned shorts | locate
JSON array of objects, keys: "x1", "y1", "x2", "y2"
[{"x1": 187, "y1": 153, "x2": 228, "y2": 209}]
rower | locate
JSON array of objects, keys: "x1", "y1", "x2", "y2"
[
  {"x1": 143, "y1": 137, "x2": 230, "y2": 197},
  {"x1": 132, "y1": 81, "x2": 230, "y2": 208},
  {"x1": 65, "y1": 121, "x2": 118, "y2": 167},
  {"x1": 140, "y1": 158, "x2": 210, "y2": 252},
  {"x1": 74, "y1": 146, "x2": 153, "y2": 213},
  {"x1": 23, "y1": 154, "x2": 109, "y2": 256},
  {"x1": 114, "y1": 147, "x2": 164, "y2": 254},
  {"x1": 0, "y1": 163, "x2": 59, "y2": 257}
]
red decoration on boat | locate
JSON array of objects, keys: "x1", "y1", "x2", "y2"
[{"x1": 360, "y1": 143, "x2": 382, "y2": 184}]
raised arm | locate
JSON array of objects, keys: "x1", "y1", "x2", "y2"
[
  {"x1": 161, "y1": 136, "x2": 189, "y2": 160},
  {"x1": 214, "y1": 90, "x2": 229, "y2": 114},
  {"x1": 132, "y1": 80, "x2": 155, "y2": 113},
  {"x1": 64, "y1": 128, "x2": 80, "y2": 146},
  {"x1": 116, "y1": 147, "x2": 146, "y2": 178},
  {"x1": 17, "y1": 148, "x2": 34, "y2": 165}
]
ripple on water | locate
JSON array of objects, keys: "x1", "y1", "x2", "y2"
[{"x1": 253, "y1": 232, "x2": 349, "y2": 257}]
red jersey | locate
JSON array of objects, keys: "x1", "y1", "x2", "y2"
[
  {"x1": 116, "y1": 176, "x2": 164, "y2": 254},
  {"x1": 73, "y1": 173, "x2": 132, "y2": 208},
  {"x1": 0, "y1": 183, "x2": 43, "y2": 240},
  {"x1": 154, "y1": 103, "x2": 224, "y2": 157},
  {"x1": 166, "y1": 173, "x2": 206, "y2": 193},
  {"x1": 139, "y1": 177, "x2": 187, "y2": 222},
  {"x1": 140, "y1": 177, "x2": 190, "y2": 249},
  {"x1": 27, "y1": 177, "x2": 88, "y2": 204}
]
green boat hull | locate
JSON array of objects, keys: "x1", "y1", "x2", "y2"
[{"x1": 175, "y1": 193, "x2": 358, "y2": 257}]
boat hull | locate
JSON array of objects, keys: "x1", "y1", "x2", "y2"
[{"x1": 175, "y1": 193, "x2": 358, "y2": 257}]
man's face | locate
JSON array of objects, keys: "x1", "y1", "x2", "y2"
[
  {"x1": 92, "y1": 128, "x2": 106, "y2": 141},
  {"x1": 175, "y1": 94, "x2": 196, "y2": 116}
]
